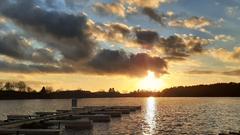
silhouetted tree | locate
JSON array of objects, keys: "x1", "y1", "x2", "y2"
[
  {"x1": 16, "y1": 81, "x2": 27, "y2": 92},
  {"x1": 45, "y1": 86, "x2": 53, "y2": 93},
  {"x1": 4, "y1": 82, "x2": 14, "y2": 91},
  {"x1": 40, "y1": 86, "x2": 53, "y2": 94},
  {"x1": 109, "y1": 88, "x2": 115, "y2": 93},
  {"x1": 40, "y1": 86, "x2": 47, "y2": 94},
  {"x1": 26, "y1": 86, "x2": 33, "y2": 93},
  {"x1": 0, "y1": 82, "x2": 3, "y2": 91}
]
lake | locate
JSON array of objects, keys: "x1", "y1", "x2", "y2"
[{"x1": 0, "y1": 97, "x2": 240, "y2": 134}]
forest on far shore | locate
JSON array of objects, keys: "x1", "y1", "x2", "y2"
[{"x1": 0, "y1": 81, "x2": 240, "y2": 99}]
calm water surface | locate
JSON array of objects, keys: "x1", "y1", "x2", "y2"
[{"x1": 0, "y1": 97, "x2": 240, "y2": 135}]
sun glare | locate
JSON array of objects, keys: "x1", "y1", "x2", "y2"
[{"x1": 139, "y1": 71, "x2": 164, "y2": 91}]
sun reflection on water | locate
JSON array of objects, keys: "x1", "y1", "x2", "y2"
[{"x1": 144, "y1": 97, "x2": 156, "y2": 135}]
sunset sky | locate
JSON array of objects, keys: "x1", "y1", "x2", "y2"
[{"x1": 0, "y1": 0, "x2": 239, "y2": 92}]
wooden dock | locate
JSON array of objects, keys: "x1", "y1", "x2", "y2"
[
  {"x1": 0, "y1": 105, "x2": 141, "y2": 135},
  {"x1": 0, "y1": 112, "x2": 72, "y2": 128}
]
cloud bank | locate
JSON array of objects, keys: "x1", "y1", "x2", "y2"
[
  {"x1": 0, "y1": 0, "x2": 235, "y2": 78},
  {"x1": 0, "y1": 0, "x2": 170, "y2": 77}
]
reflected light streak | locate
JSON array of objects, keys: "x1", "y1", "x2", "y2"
[{"x1": 144, "y1": 97, "x2": 156, "y2": 135}]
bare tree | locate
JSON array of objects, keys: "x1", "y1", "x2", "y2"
[
  {"x1": 26, "y1": 86, "x2": 33, "y2": 93},
  {"x1": 15, "y1": 81, "x2": 27, "y2": 92},
  {"x1": 4, "y1": 82, "x2": 14, "y2": 91},
  {"x1": 109, "y1": 88, "x2": 116, "y2": 93},
  {"x1": 45, "y1": 86, "x2": 53, "y2": 93},
  {"x1": 0, "y1": 82, "x2": 3, "y2": 91}
]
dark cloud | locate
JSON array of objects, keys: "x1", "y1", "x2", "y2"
[
  {"x1": 91, "y1": 22, "x2": 163, "y2": 49},
  {"x1": 0, "y1": 0, "x2": 169, "y2": 76},
  {"x1": 0, "y1": 34, "x2": 26, "y2": 59},
  {"x1": 0, "y1": 34, "x2": 58, "y2": 63},
  {"x1": 159, "y1": 35, "x2": 209, "y2": 59},
  {"x1": 135, "y1": 29, "x2": 159, "y2": 48},
  {"x1": 1, "y1": 0, "x2": 96, "y2": 61},
  {"x1": 0, "y1": 0, "x2": 8, "y2": 6},
  {"x1": 0, "y1": 0, "x2": 213, "y2": 77},
  {"x1": 160, "y1": 36, "x2": 189, "y2": 57},
  {"x1": 0, "y1": 60, "x2": 73, "y2": 73},
  {"x1": 91, "y1": 22, "x2": 209, "y2": 59},
  {"x1": 0, "y1": 34, "x2": 57, "y2": 63},
  {"x1": 142, "y1": 7, "x2": 213, "y2": 33},
  {"x1": 87, "y1": 49, "x2": 167, "y2": 76},
  {"x1": 142, "y1": 8, "x2": 166, "y2": 26}
]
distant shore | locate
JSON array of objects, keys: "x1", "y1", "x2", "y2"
[{"x1": 0, "y1": 82, "x2": 240, "y2": 99}]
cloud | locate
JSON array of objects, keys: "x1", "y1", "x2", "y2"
[
  {"x1": 87, "y1": 49, "x2": 167, "y2": 77},
  {"x1": 142, "y1": 7, "x2": 167, "y2": 26},
  {"x1": 89, "y1": 22, "x2": 133, "y2": 46},
  {"x1": 158, "y1": 34, "x2": 210, "y2": 59},
  {"x1": 209, "y1": 47, "x2": 240, "y2": 63},
  {"x1": 0, "y1": 0, "x2": 229, "y2": 78},
  {"x1": 0, "y1": 0, "x2": 166, "y2": 76},
  {"x1": 1, "y1": 0, "x2": 96, "y2": 61},
  {"x1": 187, "y1": 69, "x2": 240, "y2": 77},
  {"x1": 92, "y1": 0, "x2": 171, "y2": 18},
  {"x1": 93, "y1": 2, "x2": 127, "y2": 17},
  {"x1": 214, "y1": 34, "x2": 234, "y2": 42},
  {"x1": 64, "y1": 0, "x2": 89, "y2": 8},
  {"x1": 168, "y1": 16, "x2": 212, "y2": 31},
  {"x1": 91, "y1": 0, "x2": 217, "y2": 37},
  {"x1": 225, "y1": 6, "x2": 239, "y2": 17},
  {"x1": 89, "y1": 22, "x2": 159, "y2": 48},
  {"x1": 0, "y1": 34, "x2": 58, "y2": 63},
  {"x1": 0, "y1": 0, "x2": 169, "y2": 77},
  {"x1": 187, "y1": 70, "x2": 217, "y2": 74},
  {"x1": 222, "y1": 70, "x2": 240, "y2": 76},
  {"x1": 0, "y1": 60, "x2": 73, "y2": 73},
  {"x1": 120, "y1": 0, "x2": 168, "y2": 8},
  {"x1": 89, "y1": 21, "x2": 211, "y2": 59},
  {"x1": 135, "y1": 29, "x2": 159, "y2": 47},
  {"x1": 141, "y1": 8, "x2": 214, "y2": 34}
]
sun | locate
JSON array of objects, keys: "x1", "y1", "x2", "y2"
[{"x1": 139, "y1": 71, "x2": 164, "y2": 91}]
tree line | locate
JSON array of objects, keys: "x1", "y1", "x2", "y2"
[
  {"x1": 0, "y1": 81, "x2": 240, "y2": 99},
  {"x1": 0, "y1": 81, "x2": 33, "y2": 92},
  {"x1": 160, "y1": 82, "x2": 240, "y2": 97}
]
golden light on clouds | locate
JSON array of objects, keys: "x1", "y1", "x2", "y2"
[
  {"x1": 93, "y1": 2, "x2": 126, "y2": 17},
  {"x1": 121, "y1": 0, "x2": 168, "y2": 8}
]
